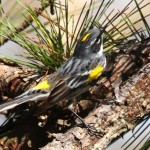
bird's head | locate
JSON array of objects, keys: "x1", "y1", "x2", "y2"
[{"x1": 73, "y1": 27, "x2": 104, "y2": 58}]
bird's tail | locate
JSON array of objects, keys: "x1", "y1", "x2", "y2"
[{"x1": 0, "y1": 93, "x2": 49, "y2": 112}]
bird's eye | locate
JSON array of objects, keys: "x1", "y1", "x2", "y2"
[{"x1": 95, "y1": 38, "x2": 100, "y2": 43}]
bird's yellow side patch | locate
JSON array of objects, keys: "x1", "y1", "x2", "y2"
[
  {"x1": 33, "y1": 80, "x2": 51, "y2": 90},
  {"x1": 89, "y1": 65, "x2": 104, "y2": 80},
  {"x1": 81, "y1": 33, "x2": 91, "y2": 42}
]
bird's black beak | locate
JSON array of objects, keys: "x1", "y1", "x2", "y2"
[{"x1": 97, "y1": 24, "x2": 107, "y2": 40}]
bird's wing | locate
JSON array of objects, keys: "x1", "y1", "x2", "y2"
[
  {"x1": 34, "y1": 72, "x2": 91, "y2": 115},
  {"x1": 50, "y1": 73, "x2": 89, "y2": 101}
]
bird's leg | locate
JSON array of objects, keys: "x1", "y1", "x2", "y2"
[{"x1": 68, "y1": 103, "x2": 100, "y2": 134}]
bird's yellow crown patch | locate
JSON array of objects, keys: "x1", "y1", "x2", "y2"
[
  {"x1": 33, "y1": 80, "x2": 51, "y2": 90},
  {"x1": 89, "y1": 65, "x2": 104, "y2": 80},
  {"x1": 81, "y1": 33, "x2": 91, "y2": 42}
]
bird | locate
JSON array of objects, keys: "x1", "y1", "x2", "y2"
[{"x1": 0, "y1": 27, "x2": 106, "y2": 115}]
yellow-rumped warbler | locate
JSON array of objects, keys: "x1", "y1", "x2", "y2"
[{"x1": 0, "y1": 27, "x2": 106, "y2": 114}]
